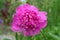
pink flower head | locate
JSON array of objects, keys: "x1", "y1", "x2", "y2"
[{"x1": 11, "y1": 4, "x2": 47, "y2": 36}]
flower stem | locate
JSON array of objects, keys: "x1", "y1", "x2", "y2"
[
  {"x1": 15, "y1": 33, "x2": 18, "y2": 40},
  {"x1": 19, "y1": 33, "x2": 23, "y2": 40},
  {"x1": 26, "y1": 36, "x2": 33, "y2": 40}
]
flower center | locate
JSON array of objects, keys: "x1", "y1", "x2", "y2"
[
  {"x1": 21, "y1": 12, "x2": 38, "y2": 31},
  {"x1": 24, "y1": 23, "x2": 36, "y2": 31}
]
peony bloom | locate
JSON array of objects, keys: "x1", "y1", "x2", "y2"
[{"x1": 11, "y1": 4, "x2": 47, "y2": 36}]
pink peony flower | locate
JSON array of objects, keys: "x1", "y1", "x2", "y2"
[{"x1": 11, "y1": 4, "x2": 47, "y2": 36}]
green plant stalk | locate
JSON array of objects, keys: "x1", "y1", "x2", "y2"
[
  {"x1": 16, "y1": 33, "x2": 18, "y2": 40},
  {"x1": 19, "y1": 34, "x2": 23, "y2": 40}
]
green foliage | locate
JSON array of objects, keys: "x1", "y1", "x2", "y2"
[{"x1": 0, "y1": 0, "x2": 4, "y2": 10}]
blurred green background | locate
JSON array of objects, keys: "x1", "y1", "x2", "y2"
[{"x1": 0, "y1": 0, "x2": 60, "y2": 40}]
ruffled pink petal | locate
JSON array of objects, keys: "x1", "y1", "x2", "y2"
[
  {"x1": 11, "y1": 26, "x2": 21, "y2": 32},
  {"x1": 38, "y1": 11, "x2": 47, "y2": 22},
  {"x1": 11, "y1": 19, "x2": 22, "y2": 32},
  {"x1": 29, "y1": 5, "x2": 39, "y2": 13},
  {"x1": 16, "y1": 4, "x2": 30, "y2": 14},
  {"x1": 23, "y1": 28, "x2": 40, "y2": 36},
  {"x1": 39, "y1": 21, "x2": 47, "y2": 29},
  {"x1": 11, "y1": 23, "x2": 22, "y2": 32},
  {"x1": 40, "y1": 11, "x2": 47, "y2": 15}
]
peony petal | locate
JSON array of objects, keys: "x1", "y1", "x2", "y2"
[
  {"x1": 38, "y1": 11, "x2": 47, "y2": 22},
  {"x1": 39, "y1": 21, "x2": 47, "y2": 29},
  {"x1": 11, "y1": 26, "x2": 21, "y2": 32},
  {"x1": 40, "y1": 11, "x2": 47, "y2": 15},
  {"x1": 23, "y1": 29, "x2": 40, "y2": 36},
  {"x1": 30, "y1": 5, "x2": 39, "y2": 13},
  {"x1": 16, "y1": 4, "x2": 30, "y2": 14},
  {"x1": 11, "y1": 21, "x2": 22, "y2": 32}
]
